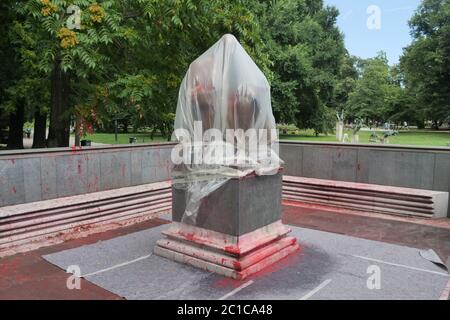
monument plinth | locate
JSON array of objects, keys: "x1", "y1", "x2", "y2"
[
  {"x1": 155, "y1": 171, "x2": 299, "y2": 279},
  {"x1": 153, "y1": 34, "x2": 298, "y2": 280}
]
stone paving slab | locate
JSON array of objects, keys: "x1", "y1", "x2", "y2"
[{"x1": 43, "y1": 224, "x2": 449, "y2": 300}]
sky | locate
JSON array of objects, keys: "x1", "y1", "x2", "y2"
[{"x1": 324, "y1": 0, "x2": 421, "y2": 65}]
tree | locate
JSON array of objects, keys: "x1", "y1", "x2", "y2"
[
  {"x1": 330, "y1": 52, "x2": 358, "y2": 114},
  {"x1": 0, "y1": 0, "x2": 24, "y2": 149},
  {"x1": 6, "y1": 0, "x2": 268, "y2": 148},
  {"x1": 14, "y1": 0, "x2": 132, "y2": 147},
  {"x1": 346, "y1": 52, "x2": 406, "y2": 124},
  {"x1": 384, "y1": 65, "x2": 422, "y2": 127},
  {"x1": 4, "y1": 0, "x2": 349, "y2": 146},
  {"x1": 253, "y1": 0, "x2": 346, "y2": 135},
  {"x1": 400, "y1": 0, "x2": 450, "y2": 129},
  {"x1": 79, "y1": 0, "x2": 268, "y2": 140}
]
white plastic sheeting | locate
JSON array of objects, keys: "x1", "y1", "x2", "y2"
[{"x1": 171, "y1": 34, "x2": 282, "y2": 223}]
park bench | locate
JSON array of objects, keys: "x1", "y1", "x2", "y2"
[
  {"x1": 283, "y1": 175, "x2": 449, "y2": 219},
  {"x1": 0, "y1": 181, "x2": 171, "y2": 257}
]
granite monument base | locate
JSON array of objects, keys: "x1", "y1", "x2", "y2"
[{"x1": 154, "y1": 172, "x2": 299, "y2": 280}]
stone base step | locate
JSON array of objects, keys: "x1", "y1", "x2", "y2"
[
  {"x1": 154, "y1": 220, "x2": 299, "y2": 280},
  {"x1": 282, "y1": 176, "x2": 449, "y2": 218},
  {"x1": 0, "y1": 182, "x2": 171, "y2": 252},
  {"x1": 154, "y1": 241, "x2": 299, "y2": 280}
]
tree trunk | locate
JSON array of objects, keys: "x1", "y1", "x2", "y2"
[
  {"x1": 32, "y1": 110, "x2": 47, "y2": 148},
  {"x1": 7, "y1": 104, "x2": 24, "y2": 149},
  {"x1": 432, "y1": 120, "x2": 439, "y2": 130},
  {"x1": 417, "y1": 120, "x2": 425, "y2": 129},
  {"x1": 122, "y1": 119, "x2": 129, "y2": 133},
  {"x1": 47, "y1": 60, "x2": 71, "y2": 147}
]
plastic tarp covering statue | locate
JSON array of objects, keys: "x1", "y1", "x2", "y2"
[{"x1": 172, "y1": 34, "x2": 282, "y2": 223}]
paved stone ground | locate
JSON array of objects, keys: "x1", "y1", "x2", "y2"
[
  {"x1": 0, "y1": 205, "x2": 449, "y2": 300},
  {"x1": 282, "y1": 205, "x2": 450, "y2": 264},
  {"x1": 42, "y1": 224, "x2": 449, "y2": 300},
  {"x1": 0, "y1": 218, "x2": 168, "y2": 299}
]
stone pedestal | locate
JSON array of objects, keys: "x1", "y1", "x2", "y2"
[{"x1": 154, "y1": 172, "x2": 299, "y2": 280}]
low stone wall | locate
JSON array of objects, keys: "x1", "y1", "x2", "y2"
[
  {"x1": 279, "y1": 141, "x2": 450, "y2": 217},
  {"x1": 0, "y1": 143, "x2": 175, "y2": 207},
  {"x1": 2, "y1": 141, "x2": 449, "y2": 217}
]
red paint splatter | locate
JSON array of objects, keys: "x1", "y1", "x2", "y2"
[
  {"x1": 0, "y1": 260, "x2": 19, "y2": 273},
  {"x1": 224, "y1": 246, "x2": 241, "y2": 255},
  {"x1": 11, "y1": 186, "x2": 17, "y2": 193},
  {"x1": 12, "y1": 274, "x2": 31, "y2": 283},
  {"x1": 178, "y1": 231, "x2": 199, "y2": 243},
  {"x1": 71, "y1": 145, "x2": 82, "y2": 155},
  {"x1": 232, "y1": 260, "x2": 242, "y2": 270}
]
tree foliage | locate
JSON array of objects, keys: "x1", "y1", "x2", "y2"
[
  {"x1": 1, "y1": 0, "x2": 269, "y2": 146},
  {"x1": 254, "y1": 0, "x2": 346, "y2": 134},
  {"x1": 400, "y1": 0, "x2": 450, "y2": 129},
  {"x1": 3, "y1": 0, "x2": 447, "y2": 150}
]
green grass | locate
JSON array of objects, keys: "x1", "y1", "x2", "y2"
[
  {"x1": 280, "y1": 129, "x2": 450, "y2": 147},
  {"x1": 81, "y1": 130, "x2": 450, "y2": 147},
  {"x1": 80, "y1": 133, "x2": 168, "y2": 145}
]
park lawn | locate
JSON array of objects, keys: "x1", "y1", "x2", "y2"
[
  {"x1": 280, "y1": 130, "x2": 450, "y2": 147},
  {"x1": 82, "y1": 130, "x2": 450, "y2": 147},
  {"x1": 81, "y1": 133, "x2": 169, "y2": 145}
]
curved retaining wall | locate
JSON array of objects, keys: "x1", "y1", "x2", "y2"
[
  {"x1": 279, "y1": 141, "x2": 450, "y2": 217},
  {"x1": 1, "y1": 141, "x2": 449, "y2": 217},
  {"x1": 0, "y1": 143, "x2": 175, "y2": 207}
]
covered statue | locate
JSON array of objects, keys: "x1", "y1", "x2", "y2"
[
  {"x1": 172, "y1": 34, "x2": 282, "y2": 223},
  {"x1": 154, "y1": 34, "x2": 298, "y2": 280}
]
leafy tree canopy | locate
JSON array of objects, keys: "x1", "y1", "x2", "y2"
[{"x1": 400, "y1": 0, "x2": 450, "y2": 128}]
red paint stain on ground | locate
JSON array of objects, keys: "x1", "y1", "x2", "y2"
[
  {"x1": 11, "y1": 273, "x2": 32, "y2": 283},
  {"x1": 0, "y1": 260, "x2": 19, "y2": 273}
]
